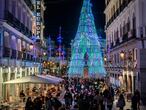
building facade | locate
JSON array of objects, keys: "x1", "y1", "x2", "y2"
[
  {"x1": 104, "y1": 0, "x2": 146, "y2": 105},
  {"x1": 0, "y1": 0, "x2": 45, "y2": 101}
]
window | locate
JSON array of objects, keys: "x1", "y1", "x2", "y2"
[
  {"x1": 27, "y1": 16, "x2": 29, "y2": 29},
  {"x1": 120, "y1": 25, "x2": 122, "y2": 37},
  {"x1": 117, "y1": 30, "x2": 119, "y2": 39},
  {"x1": 117, "y1": 53, "x2": 119, "y2": 63},
  {"x1": 18, "y1": 6, "x2": 21, "y2": 21},
  {"x1": 132, "y1": 15, "x2": 136, "y2": 30},
  {"x1": 23, "y1": 12, "x2": 26, "y2": 25},
  {"x1": 127, "y1": 18, "x2": 130, "y2": 32},
  {"x1": 12, "y1": 1, "x2": 16, "y2": 16},
  {"x1": 123, "y1": 21, "x2": 125, "y2": 34}
]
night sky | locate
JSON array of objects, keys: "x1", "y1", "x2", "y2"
[{"x1": 44, "y1": 0, "x2": 105, "y2": 47}]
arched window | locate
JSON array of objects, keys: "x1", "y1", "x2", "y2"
[
  {"x1": 117, "y1": 29, "x2": 119, "y2": 39},
  {"x1": 123, "y1": 21, "x2": 125, "y2": 35},
  {"x1": 132, "y1": 14, "x2": 136, "y2": 30},
  {"x1": 120, "y1": 24, "x2": 123, "y2": 37},
  {"x1": 127, "y1": 17, "x2": 130, "y2": 32},
  {"x1": 112, "y1": 32, "x2": 114, "y2": 43}
]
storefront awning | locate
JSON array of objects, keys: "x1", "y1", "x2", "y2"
[{"x1": 3, "y1": 75, "x2": 59, "y2": 84}]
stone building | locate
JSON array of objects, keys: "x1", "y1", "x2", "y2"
[
  {"x1": 104, "y1": 0, "x2": 146, "y2": 105},
  {"x1": 0, "y1": 0, "x2": 46, "y2": 100}
]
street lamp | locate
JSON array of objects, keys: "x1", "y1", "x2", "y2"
[
  {"x1": 43, "y1": 52, "x2": 46, "y2": 56},
  {"x1": 120, "y1": 51, "x2": 125, "y2": 60},
  {"x1": 104, "y1": 56, "x2": 107, "y2": 62},
  {"x1": 29, "y1": 43, "x2": 34, "y2": 50}
]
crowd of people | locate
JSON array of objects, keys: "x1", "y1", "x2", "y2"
[
  {"x1": 63, "y1": 78, "x2": 115, "y2": 110},
  {"x1": 24, "y1": 77, "x2": 141, "y2": 110},
  {"x1": 25, "y1": 87, "x2": 62, "y2": 110}
]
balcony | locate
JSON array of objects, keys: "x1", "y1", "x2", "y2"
[
  {"x1": 1, "y1": 47, "x2": 40, "y2": 62},
  {"x1": 4, "y1": 10, "x2": 32, "y2": 38},
  {"x1": 110, "y1": 30, "x2": 137, "y2": 49},
  {"x1": 106, "y1": 0, "x2": 133, "y2": 28}
]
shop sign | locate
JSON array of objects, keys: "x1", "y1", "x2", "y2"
[{"x1": 36, "y1": 0, "x2": 41, "y2": 38}]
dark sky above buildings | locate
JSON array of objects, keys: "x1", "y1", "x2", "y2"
[{"x1": 44, "y1": 0, "x2": 105, "y2": 47}]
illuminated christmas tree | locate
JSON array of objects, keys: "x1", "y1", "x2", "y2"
[{"x1": 68, "y1": 0, "x2": 106, "y2": 78}]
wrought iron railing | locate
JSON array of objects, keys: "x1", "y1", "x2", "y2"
[{"x1": 1, "y1": 46, "x2": 42, "y2": 63}]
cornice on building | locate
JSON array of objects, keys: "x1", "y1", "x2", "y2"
[{"x1": 2, "y1": 22, "x2": 33, "y2": 44}]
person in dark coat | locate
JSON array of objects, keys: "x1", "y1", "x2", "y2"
[
  {"x1": 33, "y1": 97, "x2": 42, "y2": 110},
  {"x1": 64, "y1": 89, "x2": 73, "y2": 107},
  {"x1": 25, "y1": 97, "x2": 34, "y2": 110},
  {"x1": 131, "y1": 91, "x2": 140, "y2": 110},
  {"x1": 135, "y1": 90, "x2": 141, "y2": 110},
  {"x1": 51, "y1": 97, "x2": 62, "y2": 110},
  {"x1": 116, "y1": 94, "x2": 125, "y2": 110},
  {"x1": 45, "y1": 94, "x2": 53, "y2": 110},
  {"x1": 78, "y1": 93, "x2": 90, "y2": 110}
]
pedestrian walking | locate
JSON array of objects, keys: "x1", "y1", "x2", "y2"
[
  {"x1": 52, "y1": 97, "x2": 62, "y2": 110},
  {"x1": 131, "y1": 91, "x2": 140, "y2": 110},
  {"x1": 116, "y1": 94, "x2": 126, "y2": 110},
  {"x1": 25, "y1": 97, "x2": 34, "y2": 110},
  {"x1": 33, "y1": 97, "x2": 42, "y2": 110},
  {"x1": 99, "y1": 92, "x2": 104, "y2": 110},
  {"x1": 45, "y1": 94, "x2": 53, "y2": 110},
  {"x1": 107, "y1": 94, "x2": 113, "y2": 110},
  {"x1": 64, "y1": 89, "x2": 73, "y2": 108},
  {"x1": 91, "y1": 91, "x2": 100, "y2": 110},
  {"x1": 135, "y1": 90, "x2": 141, "y2": 110}
]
